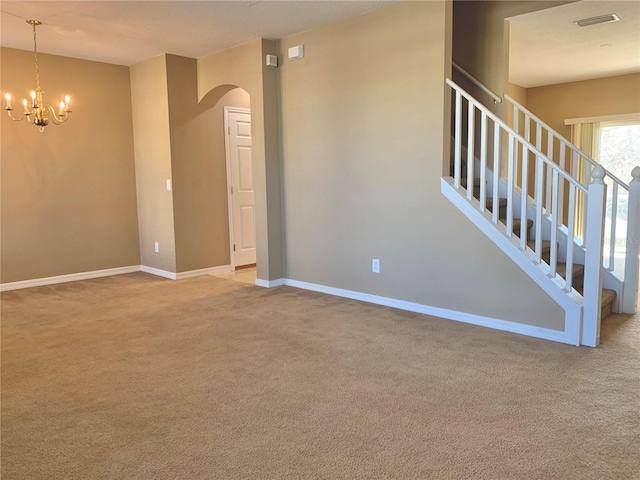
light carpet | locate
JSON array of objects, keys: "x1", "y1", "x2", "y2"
[{"x1": 1, "y1": 272, "x2": 639, "y2": 479}]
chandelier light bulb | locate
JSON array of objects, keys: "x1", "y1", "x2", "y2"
[{"x1": 4, "y1": 20, "x2": 73, "y2": 131}]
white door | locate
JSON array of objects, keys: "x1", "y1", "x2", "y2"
[{"x1": 225, "y1": 108, "x2": 256, "y2": 267}]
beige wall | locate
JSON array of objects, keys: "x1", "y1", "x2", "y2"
[
  {"x1": 130, "y1": 55, "x2": 176, "y2": 272},
  {"x1": 279, "y1": 1, "x2": 564, "y2": 329},
  {"x1": 132, "y1": 54, "x2": 252, "y2": 274},
  {"x1": 526, "y1": 73, "x2": 640, "y2": 141},
  {"x1": 166, "y1": 54, "x2": 250, "y2": 272},
  {"x1": 2, "y1": 3, "x2": 572, "y2": 330},
  {"x1": 1, "y1": 47, "x2": 140, "y2": 283},
  {"x1": 453, "y1": 0, "x2": 573, "y2": 118},
  {"x1": 507, "y1": 82, "x2": 527, "y2": 107},
  {"x1": 198, "y1": 39, "x2": 284, "y2": 281}
]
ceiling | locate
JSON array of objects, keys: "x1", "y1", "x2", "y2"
[
  {"x1": 509, "y1": 0, "x2": 640, "y2": 88},
  {"x1": 0, "y1": 1, "x2": 395, "y2": 66},
  {"x1": 2, "y1": 1, "x2": 638, "y2": 88}
]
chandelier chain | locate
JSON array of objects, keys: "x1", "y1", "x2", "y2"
[
  {"x1": 33, "y1": 21, "x2": 40, "y2": 90},
  {"x1": 4, "y1": 19, "x2": 71, "y2": 131}
]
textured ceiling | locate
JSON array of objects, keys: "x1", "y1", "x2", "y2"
[
  {"x1": 0, "y1": 1, "x2": 395, "y2": 66},
  {"x1": 2, "y1": 1, "x2": 638, "y2": 87},
  {"x1": 509, "y1": 0, "x2": 640, "y2": 88}
]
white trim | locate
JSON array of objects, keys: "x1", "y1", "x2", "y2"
[
  {"x1": 441, "y1": 177, "x2": 582, "y2": 345},
  {"x1": 255, "y1": 278, "x2": 285, "y2": 288},
  {"x1": 140, "y1": 265, "x2": 176, "y2": 280},
  {"x1": 565, "y1": 112, "x2": 640, "y2": 126},
  {"x1": 176, "y1": 265, "x2": 232, "y2": 280},
  {"x1": 1, "y1": 264, "x2": 238, "y2": 290},
  {"x1": 283, "y1": 278, "x2": 572, "y2": 345},
  {"x1": 0, "y1": 262, "x2": 573, "y2": 345},
  {"x1": 224, "y1": 106, "x2": 252, "y2": 272},
  {"x1": 0, "y1": 266, "x2": 140, "y2": 292}
]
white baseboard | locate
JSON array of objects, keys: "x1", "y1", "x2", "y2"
[
  {"x1": 1, "y1": 264, "x2": 236, "y2": 290},
  {"x1": 283, "y1": 278, "x2": 573, "y2": 345},
  {"x1": 140, "y1": 265, "x2": 176, "y2": 280},
  {"x1": 177, "y1": 265, "x2": 232, "y2": 280},
  {"x1": 1, "y1": 265, "x2": 572, "y2": 345},
  {"x1": 255, "y1": 278, "x2": 285, "y2": 288},
  {"x1": 0, "y1": 266, "x2": 141, "y2": 292}
]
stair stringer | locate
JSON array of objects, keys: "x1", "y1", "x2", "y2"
[
  {"x1": 450, "y1": 141, "x2": 621, "y2": 312},
  {"x1": 442, "y1": 177, "x2": 582, "y2": 346}
]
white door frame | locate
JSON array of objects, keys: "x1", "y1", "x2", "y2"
[{"x1": 223, "y1": 106, "x2": 252, "y2": 271}]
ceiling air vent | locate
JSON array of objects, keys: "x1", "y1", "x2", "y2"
[{"x1": 574, "y1": 13, "x2": 620, "y2": 27}]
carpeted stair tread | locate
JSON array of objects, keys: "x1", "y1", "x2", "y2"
[
  {"x1": 555, "y1": 262, "x2": 585, "y2": 281},
  {"x1": 451, "y1": 177, "x2": 617, "y2": 321},
  {"x1": 460, "y1": 177, "x2": 481, "y2": 189},
  {"x1": 485, "y1": 197, "x2": 507, "y2": 211},
  {"x1": 511, "y1": 219, "x2": 534, "y2": 238},
  {"x1": 601, "y1": 289, "x2": 617, "y2": 319},
  {"x1": 526, "y1": 240, "x2": 551, "y2": 256},
  {"x1": 602, "y1": 288, "x2": 617, "y2": 308}
]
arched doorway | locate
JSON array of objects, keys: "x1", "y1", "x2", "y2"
[{"x1": 204, "y1": 86, "x2": 257, "y2": 283}]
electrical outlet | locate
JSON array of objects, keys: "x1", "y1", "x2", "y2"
[
  {"x1": 154, "y1": 242, "x2": 159, "y2": 253},
  {"x1": 372, "y1": 258, "x2": 380, "y2": 273}
]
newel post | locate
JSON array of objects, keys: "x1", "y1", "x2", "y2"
[
  {"x1": 582, "y1": 165, "x2": 607, "y2": 347},
  {"x1": 622, "y1": 166, "x2": 640, "y2": 313}
]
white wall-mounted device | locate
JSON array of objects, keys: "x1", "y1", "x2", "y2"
[
  {"x1": 265, "y1": 54, "x2": 278, "y2": 67},
  {"x1": 288, "y1": 45, "x2": 304, "y2": 60}
]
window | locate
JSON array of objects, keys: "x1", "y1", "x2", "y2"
[
  {"x1": 596, "y1": 119, "x2": 640, "y2": 272},
  {"x1": 596, "y1": 120, "x2": 640, "y2": 184}
]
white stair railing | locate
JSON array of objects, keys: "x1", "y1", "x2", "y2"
[
  {"x1": 446, "y1": 78, "x2": 612, "y2": 345},
  {"x1": 448, "y1": 79, "x2": 591, "y2": 290},
  {"x1": 453, "y1": 62, "x2": 502, "y2": 105},
  {"x1": 505, "y1": 94, "x2": 638, "y2": 314}
]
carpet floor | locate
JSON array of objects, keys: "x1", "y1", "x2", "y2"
[{"x1": 1, "y1": 272, "x2": 639, "y2": 479}]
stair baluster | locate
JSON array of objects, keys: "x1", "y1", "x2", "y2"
[
  {"x1": 443, "y1": 78, "x2": 620, "y2": 346},
  {"x1": 622, "y1": 167, "x2": 640, "y2": 313},
  {"x1": 505, "y1": 93, "x2": 636, "y2": 303},
  {"x1": 582, "y1": 166, "x2": 607, "y2": 347}
]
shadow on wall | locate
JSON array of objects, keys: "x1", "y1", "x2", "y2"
[
  {"x1": 167, "y1": 70, "x2": 253, "y2": 274},
  {"x1": 201, "y1": 84, "x2": 240, "y2": 110}
]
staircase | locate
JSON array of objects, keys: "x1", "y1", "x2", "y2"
[
  {"x1": 456, "y1": 171, "x2": 617, "y2": 320},
  {"x1": 442, "y1": 77, "x2": 640, "y2": 347}
]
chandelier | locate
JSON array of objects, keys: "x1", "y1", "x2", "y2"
[{"x1": 4, "y1": 20, "x2": 71, "y2": 132}]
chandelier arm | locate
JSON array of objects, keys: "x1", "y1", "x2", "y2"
[
  {"x1": 44, "y1": 105, "x2": 71, "y2": 125},
  {"x1": 6, "y1": 110, "x2": 26, "y2": 122},
  {"x1": 4, "y1": 20, "x2": 71, "y2": 131}
]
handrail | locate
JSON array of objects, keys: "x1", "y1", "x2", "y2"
[
  {"x1": 446, "y1": 78, "x2": 586, "y2": 192},
  {"x1": 452, "y1": 62, "x2": 502, "y2": 105},
  {"x1": 504, "y1": 93, "x2": 630, "y2": 191}
]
